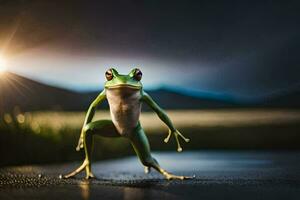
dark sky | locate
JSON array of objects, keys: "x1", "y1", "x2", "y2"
[{"x1": 0, "y1": 0, "x2": 299, "y2": 97}]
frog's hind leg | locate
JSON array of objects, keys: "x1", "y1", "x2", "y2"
[
  {"x1": 63, "y1": 120, "x2": 119, "y2": 179},
  {"x1": 129, "y1": 123, "x2": 192, "y2": 180}
]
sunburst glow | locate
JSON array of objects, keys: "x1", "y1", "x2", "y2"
[{"x1": 0, "y1": 56, "x2": 7, "y2": 73}]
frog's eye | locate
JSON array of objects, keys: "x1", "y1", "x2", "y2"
[
  {"x1": 105, "y1": 69, "x2": 113, "y2": 81},
  {"x1": 133, "y1": 68, "x2": 142, "y2": 81}
]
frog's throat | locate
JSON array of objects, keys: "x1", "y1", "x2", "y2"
[{"x1": 105, "y1": 84, "x2": 141, "y2": 90}]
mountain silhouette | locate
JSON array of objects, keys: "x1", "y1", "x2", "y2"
[
  {"x1": 0, "y1": 72, "x2": 299, "y2": 113},
  {"x1": 0, "y1": 72, "x2": 90, "y2": 113},
  {"x1": 260, "y1": 87, "x2": 300, "y2": 108}
]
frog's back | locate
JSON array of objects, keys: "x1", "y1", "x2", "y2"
[{"x1": 106, "y1": 88, "x2": 142, "y2": 136}]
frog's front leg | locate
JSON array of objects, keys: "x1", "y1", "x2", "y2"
[
  {"x1": 63, "y1": 120, "x2": 119, "y2": 179},
  {"x1": 129, "y1": 123, "x2": 192, "y2": 180},
  {"x1": 63, "y1": 128, "x2": 94, "y2": 179}
]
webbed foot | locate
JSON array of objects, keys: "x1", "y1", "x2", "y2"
[{"x1": 63, "y1": 159, "x2": 94, "y2": 179}]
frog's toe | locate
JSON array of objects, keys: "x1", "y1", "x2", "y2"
[
  {"x1": 164, "y1": 173, "x2": 195, "y2": 180},
  {"x1": 182, "y1": 175, "x2": 196, "y2": 180},
  {"x1": 62, "y1": 173, "x2": 77, "y2": 179},
  {"x1": 144, "y1": 166, "x2": 151, "y2": 174},
  {"x1": 62, "y1": 160, "x2": 89, "y2": 179},
  {"x1": 165, "y1": 174, "x2": 184, "y2": 180},
  {"x1": 85, "y1": 173, "x2": 96, "y2": 180}
]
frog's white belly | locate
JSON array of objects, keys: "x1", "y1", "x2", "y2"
[{"x1": 106, "y1": 89, "x2": 142, "y2": 136}]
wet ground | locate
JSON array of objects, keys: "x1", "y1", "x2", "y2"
[{"x1": 1, "y1": 151, "x2": 300, "y2": 199}]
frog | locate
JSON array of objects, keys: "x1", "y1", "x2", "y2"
[{"x1": 63, "y1": 68, "x2": 191, "y2": 180}]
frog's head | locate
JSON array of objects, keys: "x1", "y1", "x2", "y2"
[{"x1": 104, "y1": 68, "x2": 143, "y2": 90}]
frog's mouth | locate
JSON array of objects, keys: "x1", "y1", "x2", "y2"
[{"x1": 105, "y1": 84, "x2": 141, "y2": 90}]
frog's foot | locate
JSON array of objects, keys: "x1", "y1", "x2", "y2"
[
  {"x1": 76, "y1": 137, "x2": 84, "y2": 151},
  {"x1": 63, "y1": 159, "x2": 90, "y2": 179},
  {"x1": 161, "y1": 170, "x2": 195, "y2": 180},
  {"x1": 85, "y1": 172, "x2": 96, "y2": 179},
  {"x1": 144, "y1": 166, "x2": 151, "y2": 174},
  {"x1": 85, "y1": 164, "x2": 96, "y2": 179},
  {"x1": 164, "y1": 129, "x2": 190, "y2": 152}
]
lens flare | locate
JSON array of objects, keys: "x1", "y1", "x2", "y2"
[{"x1": 0, "y1": 56, "x2": 7, "y2": 73}]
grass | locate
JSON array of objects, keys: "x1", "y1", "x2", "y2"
[
  {"x1": 24, "y1": 109, "x2": 300, "y2": 130},
  {"x1": 1, "y1": 109, "x2": 300, "y2": 167}
]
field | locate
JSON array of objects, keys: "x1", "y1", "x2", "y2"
[
  {"x1": 1, "y1": 109, "x2": 300, "y2": 166},
  {"x1": 26, "y1": 109, "x2": 300, "y2": 131}
]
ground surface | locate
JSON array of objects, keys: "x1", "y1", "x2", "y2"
[{"x1": 1, "y1": 151, "x2": 300, "y2": 200}]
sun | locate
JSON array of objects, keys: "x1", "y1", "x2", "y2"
[{"x1": 0, "y1": 56, "x2": 7, "y2": 73}]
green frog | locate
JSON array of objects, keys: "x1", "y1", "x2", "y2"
[{"x1": 63, "y1": 68, "x2": 191, "y2": 180}]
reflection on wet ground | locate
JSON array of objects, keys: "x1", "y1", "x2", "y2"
[{"x1": 1, "y1": 151, "x2": 300, "y2": 199}]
